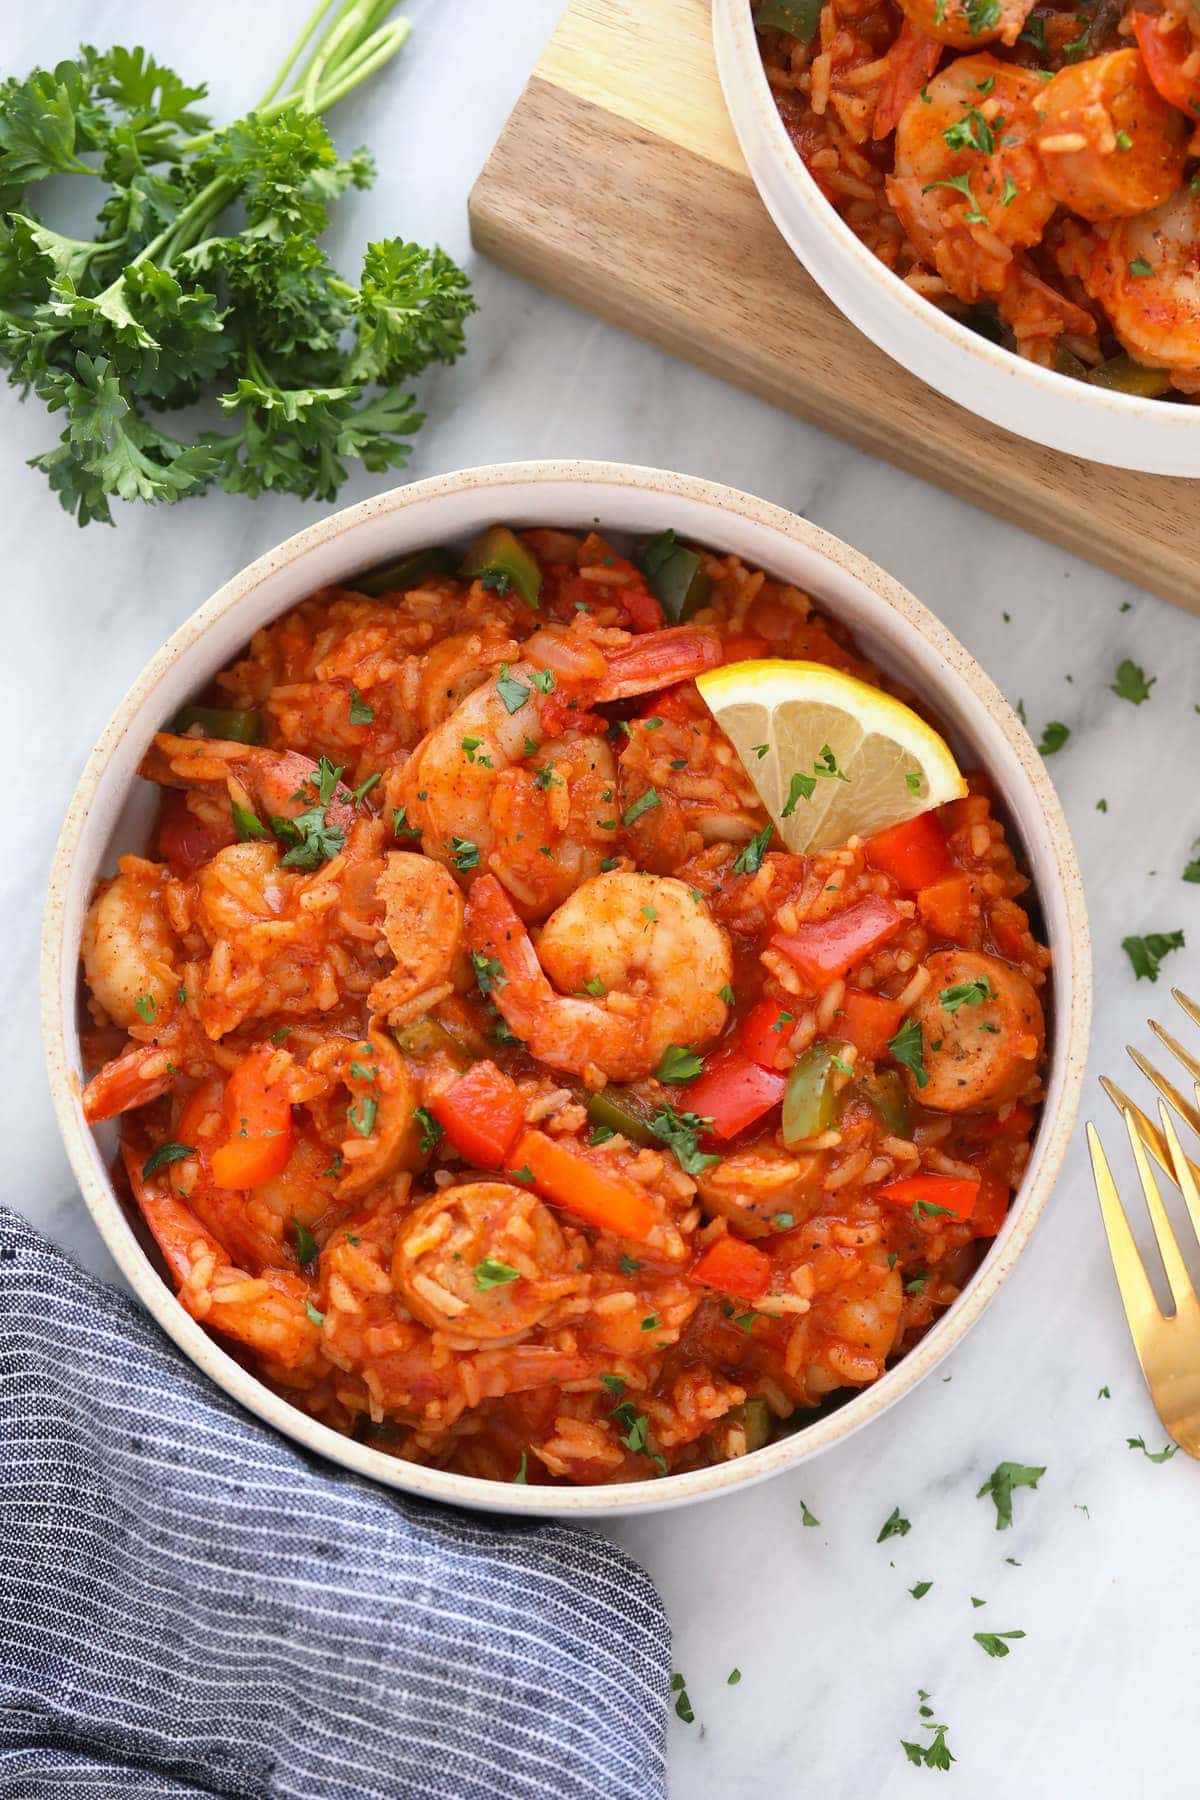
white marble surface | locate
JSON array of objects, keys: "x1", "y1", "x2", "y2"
[{"x1": 7, "y1": 2, "x2": 1200, "y2": 1794}]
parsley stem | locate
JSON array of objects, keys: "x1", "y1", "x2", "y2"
[{"x1": 257, "y1": 0, "x2": 341, "y2": 108}]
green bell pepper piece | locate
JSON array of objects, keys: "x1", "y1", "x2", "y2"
[
  {"x1": 1085, "y1": 355, "x2": 1172, "y2": 398},
  {"x1": 782, "y1": 1043, "x2": 839, "y2": 1147},
  {"x1": 866, "y1": 1069, "x2": 913, "y2": 1139},
  {"x1": 754, "y1": 0, "x2": 822, "y2": 40},
  {"x1": 586, "y1": 1085, "x2": 658, "y2": 1146},
  {"x1": 707, "y1": 1398, "x2": 774, "y2": 1462},
  {"x1": 461, "y1": 526, "x2": 542, "y2": 608},
  {"x1": 353, "y1": 548, "x2": 454, "y2": 596},
  {"x1": 170, "y1": 705, "x2": 263, "y2": 745},
  {"x1": 638, "y1": 529, "x2": 712, "y2": 622},
  {"x1": 1054, "y1": 345, "x2": 1090, "y2": 381}
]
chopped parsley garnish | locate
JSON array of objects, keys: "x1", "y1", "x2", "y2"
[
  {"x1": 939, "y1": 976, "x2": 992, "y2": 1012},
  {"x1": 649, "y1": 1105, "x2": 720, "y2": 1175},
  {"x1": 1128, "y1": 257, "x2": 1153, "y2": 278},
  {"x1": 670, "y1": 1672, "x2": 695, "y2": 1724},
  {"x1": 1122, "y1": 930, "x2": 1185, "y2": 982},
  {"x1": 414, "y1": 1106, "x2": 443, "y2": 1155},
  {"x1": 977, "y1": 1460, "x2": 1045, "y2": 1530},
  {"x1": 451, "y1": 836, "x2": 480, "y2": 871},
  {"x1": 727, "y1": 1667, "x2": 742, "y2": 1686},
  {"x1": 351, "y1": 772, "x2": 380, "y2": 806},
  {"x1": 349, "y1": 688, "x2": 374, "y2": 724},
  {"x1": 1098, "y1": 1385, "x2": 1111, "y2": 1399},
  {"x1": 293, "y1": 1219, "x2": 318, "y2": 1267},
  {"x1": 1115, "y1": 129, "x2": 1132, "y2": 150},
  {"x1": 619, "y1": 1255, "x2": 642, "y2": 1275},
  {"x1": 909, "y1": 1580, "x2": 933, "y2": 1599},
  {"x1": 496, "y1": 664, "x2": 531, "y2": 714},
  {"x1": 600, "y1": 1373, "x2": 626, "y2": 1394},
  {"x1": 272, "y1": 805, "x2": 345, "y2": 870},
  {"x1": 888, "y1": 1017, "x2": 927, "y2": 1088},
  {"x1": 774, "y1": 1211, "x2": 794, "y2": 1229},
  {"x1": 1127, "y1": 1435, "x2": 1178, "y2": 1462},
  {"x1": 1037, "y1": 720, "x2": 1070, "y2": 756},
  {"x1": 347, "y1": 1095, "x2": 377, "y2": 1138},
  {"x1": 800, "y1": 1500, "x2": 819, "y2": 1527},
  {"x1": 719, "y1": 983, "x2": 735, "y2": 1005},
  {"x1": 533, "y1": 761, "x2": 556, "y2": 790},
  {"x1": 1184, "y1": 845, "x2": 1200, "y2": 883},
  {"x1": 513, "y1": 1452, "x2": 528, "y2": 1483},
  {"x1": 942, "y1": 107, "x2": 995, "y2": 155},
  {"x1": 640, "y1": 1314, "x2": 661, "y2": 1332},
  {"x1": 912, "y1": 1200, "x2": 955, "y2": 1220},
  {"x1": 508, "y1": 1164, "x2": 534, "y2": 1184},
  {"x1": 905, "y1": 1272, "x2": 930, "y2": 1295},
  {"x1": 142, "y1": 1141, "x2": 195, "y2": 1179},
  {"x1": 622, "y1": 788, "x2": 661, "y2": 827},
  {"x1": 971, "y1": 1596, "x2": 986, "y2": 1607},
  {"x1": 901, "y1": 1714, "x2": 955, "y2": 1772},
  {"x1": 877, "y1": 1505, "x2": 911, "y2": 1542},
  {"x1": 392, "y1": 805, "x2": 420, "y2": 839},
  {"x1": 471, "y1": 951, "x2": 506, "y2": 996},
  {"x1": 232, "y1": 801, "x2": 268, "y2": 842},
  {"x1": 733, "y1": 823, "x2": 774, "y2": 876},
  {"x1": 922, "y1": 170, "x2": 988, "y2": 225},
  {"x1": 305, "y1": 1301, "x2": 325, "y2": 1327},
  {"x1": 964, "y1": 0, "x2": 1001, "y2": 31},
  {"x1": 782, "y1": 771, "x2": 817, "y2": 815},
  {"x1": 751, "y1": 742, "x2": 769, "y2": 759},
  {"x1": 474, "y1": 1258, "x2": 520, "y2": 1291},
  {"x1": 580, "y1": 975, "x2": 606, "y2": 997},
  {"x1": 133, "y1": 992, "x2": 157, "y2": 1024},
  {"x1": 974, "y1": 1629, "x2": 1025, "y2": 1658},
  {"x1": 655, "y1": 1044, "x2": 704, "y2": 1084},
  {"x1": 1110, "y1": 658, "x2": 1155, "y2": 704},
  {"x1": 530, "y1": 668, "x2": 555, "y2": 694},
  {"x1": 479, "y1": 568, "x2": 512, "y2": 595},
  {"x1": 270, "y1": 1026, "x2": 291, "y2": 1043},
  {"x1": 905, "y1": 770, "x2": 922, "y2": 794},
  {"x1": 588, "y1": 1125, "x2": 615, "y2": 1146}
]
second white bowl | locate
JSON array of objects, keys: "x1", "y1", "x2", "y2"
[{"x1": 713, "y1": 0, "x2": 1200, "y2": 475}]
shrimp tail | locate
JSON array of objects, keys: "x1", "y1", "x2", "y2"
[
  {"x1": 593, "y1": 627, "x2": 724, "y2": 701},
  {"x1": 82, "y1": 1043, "x2": 179, "y2": 1123},
  {"x1": 464, "y1": 873, "x2": 553, "y2": 1028}
]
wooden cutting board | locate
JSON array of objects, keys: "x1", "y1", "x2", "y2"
[{"x1": 468, "y1": 0, "x2": 1199, "y2": 612}]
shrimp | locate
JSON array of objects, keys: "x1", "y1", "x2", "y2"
[
  {"x1": 774, "y1": 1220, "x2": 904, "y2": 1397},
  {"x1": 1131, "y1": 1, "x2": 1200, "y2": 118},
  {"x1": 1055, "y1": 186, "x2": 1200, "y2": 376},
  {"x1": 368, "y1": 852, "x2": 465, "y2": 1027},
  {"x1": 82, "y1": 857, "x2": 180, "y2": 1031},
  {"x1": 301, "y1": 1028, "x2": 419, "y2": 1199},
  {"x1": 140, "y1": 734, "x2": 360, "y2": 835},
  {"x1": 889, "y1": 56, "x2": 1057, "y2": 302},
  {"x1": 908, "y1": 949, "x2": 1045, "y2": 1111},
  {"x1": 1036, "y1": 50, "x2": 1186, "y2": 222},
  {"x1": 465, "y1": 870, "x2": 732, "y2": 1084},
  {"x1": 393, "y1": 1182, "x2": 588, "y2": 1345},
  {"x1": 896, "y1": 0, "x2": 1034, "y2": 50},
  {"x1": 397, "y1": 621, "x2": 722, "y2": 919},
  {"x1": 80, "y1": 858, "x2": 207, "y2": 1124},
  {"x1": 124, "y1": 1145, "x2": 324, "y2": 1380}
]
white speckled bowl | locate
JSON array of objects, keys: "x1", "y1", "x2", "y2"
[
  {"x1": 713, "y1": 0, "x2": 1200, "y2": 475},
  {"x1": 42, "y1": 461, "x2": 1091, "y2": 1517}
]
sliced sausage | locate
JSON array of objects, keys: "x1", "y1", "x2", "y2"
[{"x1": 907, "y1": 950, "x2": 1045, "y2": 1113}]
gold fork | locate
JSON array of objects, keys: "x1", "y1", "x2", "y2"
[{"x1": 1089, "y1": 987, "x2": 1200, "y2": 1460}]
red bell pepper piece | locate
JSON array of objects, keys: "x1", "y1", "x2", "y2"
[
  {"x1": 739, "y1": 998, "x2": 796, "y2": 1070},
  {"x1": 514, "y1": 1129, "x2": 658, "y2": 1242},
  {"x1": 211, "y1": 1046, "x2": 295, "y2": 1189},
  {"x1": 684, "y1": 1042, "x2": 787, "y2": 1141},
  {"x1": 876, "y1": 1173, "x2": 980, "y2": 1222},
  {"x1": 865, "y1": 812, "x2": 951, "y2": 893},
  {"x1": 431, "y1": 1060, "x2": 526, "y2": 1170},
  {"x1": 692, "y1": 1234, "x2": 772, "y2": 1302},
  {"x1": 834, "y1": 988, "x2": 904, "y2": 1061},
  {"x1": 771, "y1": 895, "x2": 903, "y2": 988},
  {"x1": 969, "y1": 1174, "x2": 1010, "y2": 1238}
]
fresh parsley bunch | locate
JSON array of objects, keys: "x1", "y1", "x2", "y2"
[{"x1": 0, "y1": 0, "x2": 476, "y2": 524}]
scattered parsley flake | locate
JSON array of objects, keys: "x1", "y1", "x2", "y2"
[
  {"x1": 649, "y1": 1105, "x2": 719, "y2": 1175},
  {"x1": 974, "y1": 1629, "x2": 1025, "y2": 1658},
  {"x1": 451, "y1": 836, "x2": 480, "y2": 871},
  {"x1": 496, "y1": 664, "x2": 531, "y2": 714},
  {"x1": 1123, "y1": 930, "x2": 1185, "y2": 982},
  {"x1": 349, "y1": 688, "x2": 374, "y2": 724},
  {"x1": 940, "y1": 976, "x2": 991, "y2": 1012},
  {"x1": 910, "y1": 1580, "x2": 933, "y2": 1599},
  {"x1": 733, "y1": 823, "x2": 774, "y2": 876},
  {"x1": 671, "y1": 1673, "x2": 695, "y2": 1724},
  {"x1": 622, "y1": 788, "x2": 661, "y2": 827},
  {"x1": 1127, "y1": 1435, "x2": 1178, "y2": 1462},
  {"x1": 977, "y1": 1461, "x2": 1045, "y2": 1530},
  {"x1": 1037, "y1": 720, "x2": 1070, "y2": 756},
  {"x1": 1110, "y1": 659, "x2": 1155, "y2": 704},
  {"x1": 474, "y1": 1258, "x2": 520, "y2": 1291},
  {"x1": 306, "y1": 1301, "x2": 325, "y2": 1327},
  {"x1": 414, "y1": 1106, "x2": 443, "y2": 1155},
  {"x1": 293, "y1": 1219, "x2": 318, "y2": 1266},
  {"x1": 513, "y1": 1452, "x2": 528, "y2": 1483},
  {"x1": 801, "y1": 1500, "x2": 820, "y2": 1527},
  {"x1": 142, "y1": 1141, "x2": 194, "y2": 1178},
  {"x1": 877, "y1": 1506, "x2": 911, "y2": 1542},
  {"x1": 347, "y1": 1094, "x2": 377, "y2": 1138},
  {"x1": 782, "y1": 771, "x2": 817, "y2": 816},
  {"x1": 888, "y1": 1018, "x2": 927, "y2": 1088},
  {"x1": 727, "y1": 1667, "x2": 742, "y2": 1686},
  {"x1": 655, "y1": 1044, "x2": 703, "y2": 1084}
]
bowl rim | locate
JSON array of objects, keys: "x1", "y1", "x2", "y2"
[
  {"x1": 41, "y1": 458, "x2": 1092, "y2": 1518},
  {"x1": 711, "y1": 0, "x2": 1198, "y2": 440}
]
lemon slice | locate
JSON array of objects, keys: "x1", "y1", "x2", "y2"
[{"x1": 695, "y1": 659, "x2": 967, "y2": 854}]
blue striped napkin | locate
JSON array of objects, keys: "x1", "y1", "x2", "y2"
[{"x1": 0, "y1": 1208, "x2": 669, "y2": 1798}]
